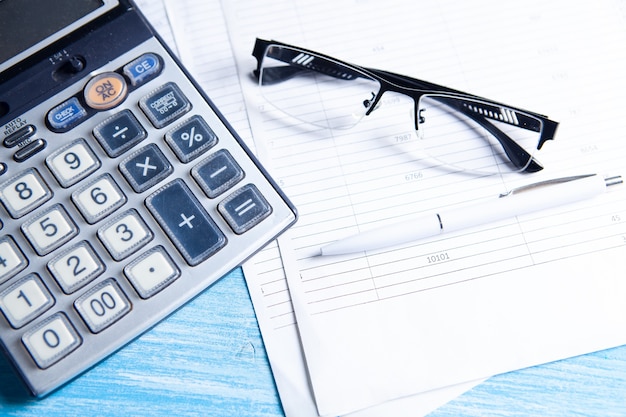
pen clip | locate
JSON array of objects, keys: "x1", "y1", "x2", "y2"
[{"x1": 499, "y1": 174, "x2": 597, "y2": 198}]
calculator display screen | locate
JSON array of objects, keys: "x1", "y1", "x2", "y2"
[{"x1": 0, "y1": 0, "x2": 118, "y2": 71}]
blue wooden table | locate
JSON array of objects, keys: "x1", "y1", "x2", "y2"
[{"x1": 1, "y1": 267, "x2": 626, "y2": 417}]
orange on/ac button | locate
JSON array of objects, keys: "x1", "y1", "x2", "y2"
[{"x1": 83, "y1": 72, "x2": 128, "y2": 110}]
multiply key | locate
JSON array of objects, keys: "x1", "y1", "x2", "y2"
[{"x1": 145, "y1": 179, "x2": 226, "y2": 266}]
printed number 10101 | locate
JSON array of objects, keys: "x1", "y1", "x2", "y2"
[{"x1": 426, "y1": 252, "x2": 450, "y2": 264}]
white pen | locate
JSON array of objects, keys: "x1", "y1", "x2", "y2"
[{"x1": 319, "y1": 173, "x2": 623, "y2": 256}]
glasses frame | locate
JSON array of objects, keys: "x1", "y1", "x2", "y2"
[{"x1": 252, "y1": 38, "x2": 559, "y2": 173}]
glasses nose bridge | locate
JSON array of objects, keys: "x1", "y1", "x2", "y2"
[
  {"x1": 380, "y1": 84, "x2": 423, "y2": 129},
  {"x1": 365, "y1": 83, "x2": 420, "y2": 117}
]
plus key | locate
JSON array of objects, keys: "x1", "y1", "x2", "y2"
[{"x1": 145, "y1": 179, "x2": 226, "y2": 265}]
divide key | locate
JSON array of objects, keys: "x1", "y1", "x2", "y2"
[{"x1": 145, "y1": 179, "x2": 226, "y2": 266}]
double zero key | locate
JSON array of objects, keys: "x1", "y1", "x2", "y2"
[{"x1": 146, "y1": 179, "x2": 226, "y2": 266}]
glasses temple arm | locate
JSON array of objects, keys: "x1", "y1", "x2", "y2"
[
  {"x1": 252, "y1": 39, "x2": 269, "y2": 78},
  {"x1": 433, "y1": 96, "x2": 543, "y2": 172},
  {"x1": 253, "y1": 43, "x2": 363, "y2": 84},
  {"x1": 368, "y1": 68, "x2": 558, "y2": 144},
  {"x1": 421, "y1": 97, "x2": 544, "y2": 171},
  {"x1": 368, "y1": 69, "x2": 560, "y2": 172}
]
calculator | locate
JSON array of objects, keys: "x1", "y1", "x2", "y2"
[{"x1": 0, "y1": 0, "x2": 296, "y2": 397}]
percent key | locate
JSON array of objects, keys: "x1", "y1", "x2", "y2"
[{"x1": 165, "y1": 115, "x2": 217, "y2": 163}]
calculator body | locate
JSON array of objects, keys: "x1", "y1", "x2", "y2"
[{"x1": 0, "y1": 0, "x2": 296, "y2": 396}]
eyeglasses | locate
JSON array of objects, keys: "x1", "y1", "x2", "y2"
[{"x1": 252, "y1": 38, "x2": 559, "y2": 175}]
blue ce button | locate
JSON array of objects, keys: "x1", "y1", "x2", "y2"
[{"x1": 123, "y1": 53, "x2": 162, "y2": 87}]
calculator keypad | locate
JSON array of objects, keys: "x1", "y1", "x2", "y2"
[{"x1": 0, "y1": 37, "x2": 296, "y2": 397}]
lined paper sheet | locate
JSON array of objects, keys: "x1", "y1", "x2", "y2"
[
  {"x1": 147, "y1": 1, "x2": 478, "y2": 416},
  {"x1": 224, "y1": 0, "x2": 626, "y2": 415}
]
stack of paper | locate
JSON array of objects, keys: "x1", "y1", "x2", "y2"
[{"x1": 141, "y1": 1, "x2": 626, "y2": 416}]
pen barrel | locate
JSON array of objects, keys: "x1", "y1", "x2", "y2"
[
  {"x1": 320, "y1": 174, "x2": 610, "y2": 255},
  {"x1": 440, "y1": 174, "x2": 608, "y2": 232},
  {"x1": 320, "y1": 214, "x2": 442, "y2": 255}
]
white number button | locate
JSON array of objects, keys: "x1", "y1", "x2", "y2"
[
  {"x1": 47, "y1": 241, "x2": 105, "y2": 294},
  {"x1": 0, "y1": 168, "x2": 52, "y2": 218},
  {"x1": 46, "y1": 138, "x2": 101, "y2": 188},
  {"x1": 125, "y1": 246, "x2": 180, "y2": 298},
  {"x1": 22, "y1": 313, "x2": 81, "y2": 369},
  {"x1": 97, "y1": 209, "x2": 153, "y2": 261},
  {"x1": 0, "y1": 274, "x2": 54, "y2": 328},
  {"x1": 74, "y1": 279, "x2": 131, "y2": 333},
  {"x1": 21, "y1": 204, "x2": 78, "y2": 256},
  {"x1": 72, "y1": 174, "x2": 126, "y2": 224},
  {"x1": 0, "y1": 235, "x2": 28, "y2": 285}
]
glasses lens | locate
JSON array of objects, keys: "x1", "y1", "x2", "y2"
[
  {"x1": 259, "y1": 45, "x2": 381, "y2": 129},
  {"x1": 416, "y1": 94, "x2": 544, "y2": 174}
]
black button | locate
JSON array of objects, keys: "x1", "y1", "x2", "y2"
[
  {"x1": 165, "y1": 115, "x2": 217, "y2": 163},
  {"x1": 93, "y1": 110, "x2": 147, "y2": 157},
  {"x1": 146, "y1": 179, "x2": 226, "y2": 266},
  {"x1": 218, "y1": 184, "x2": 272, "y2": 234},
  {"x1": 192, "y1": 149, "x2": 244, "y2": 198},
  {"x1": 139, "y1": 83, "x2": 191, "y2": 129},
  {"x1": 119, "y1": 144, "x2": 173, "y2": 193}
]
